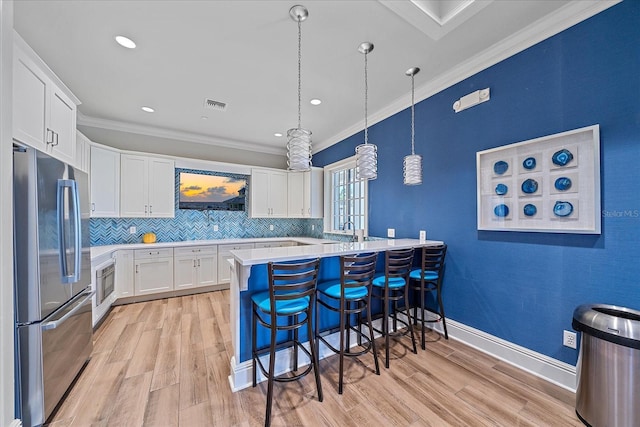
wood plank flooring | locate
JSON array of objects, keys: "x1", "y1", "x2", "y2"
[{"x1": 46, "y1": 290, "x2": 582, "y2": 426}]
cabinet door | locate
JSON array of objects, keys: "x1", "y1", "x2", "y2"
[
  {"x1": 287, "y1": 172, "x2": 305, "y2": 218},
  {"x1": 148, "y1": 158, "x2": 175, "y2": 218},
  {"x1": 90, "y1": 145, "x2": 120, "y2": 217},
  {"x1": 135, "y1": 257, "x2": 174, "y2": 295},
  {"x1": 196, "y1": 253, "x2": 217, "y2": 287},
  {"x1": 13, "y1": 52, "x2": 47, "y2": 151},
  {"x1": 115, "y1": 250, "x2": 134, "y2": 298},
  {"x1": 174, "y1": 255, "x2": 196, "y2": 290},
  {"x1": 306, "y1": 167, "x2": 324, "y2": 218},
  {"x1": 269, "y1": 170, "x2": 288, "y2": 217},
  {"x1": 120, "y1": 154, "x2": 149, "y2": 217},
  {"x1": 75, "y1": 130, "x2": 90, "y2": 172},
  {"x1": 250, "y1": 169, "x2": 271, "y2": 217},
  {"x1": 48, "y1": 87, "x2": 77, "y2": 165}
]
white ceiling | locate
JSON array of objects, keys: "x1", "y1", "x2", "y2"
[{"x1": 13, "y1": 0, "x2": 617, "y2": 160}]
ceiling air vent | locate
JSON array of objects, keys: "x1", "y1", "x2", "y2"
[{"x1": 203, "y1": 98, "x2": 227, "y2": 112}]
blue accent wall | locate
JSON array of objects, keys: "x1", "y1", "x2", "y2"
[{"x1": 313, "y1": 1, "x2": 640, "y2": 366}]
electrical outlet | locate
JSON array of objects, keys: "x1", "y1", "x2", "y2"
[
  {"x1": 419, "y1": 230, "x2": 426, "y2": 240},
  {"x1": 213, "y1": 224, "x2": 219, "y2": 232},
  {"x1": 311, "y1": 224, "x2": 315, "y2": 231},
  {"x1": 129, "y1": 226, "x2": 137, "y2": 234},
  {"x1": 387, "y1": 228, "x2": 395, "y2": 238},
  {"x1": 563, "y1": 330, "x2": 577, "y2": 349},
  {"x1": 269, "y1": 224, "x2": 274, "y2": 231}
]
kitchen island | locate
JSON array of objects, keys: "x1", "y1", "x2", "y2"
[{"x1": 227, "y1": 238, "x2": 444, "y2": 390}]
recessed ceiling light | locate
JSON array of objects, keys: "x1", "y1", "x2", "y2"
[
  {"x1": 274, "y1": 133, "x2": 283, "y2": 137},
  {"x1": 141, "y1": 106, "x2": 155, "y2": 113},
  {"x1": 310, "y1": 99, "x2": 322, "y2": 105},
  {"x1": 201, "y1": 116, "x2": 209, "y2": 120},
  {"x1": 115, "y1": 35, "x2": 136, "y2": 49}
]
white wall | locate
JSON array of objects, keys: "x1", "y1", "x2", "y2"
[{"x1": 0, "y1": 1, "x2": 18, "y2": 426}]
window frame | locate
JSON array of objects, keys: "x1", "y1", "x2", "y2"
[{"x1": 323, "y1": 155, "x2": 369, "y2": 237}]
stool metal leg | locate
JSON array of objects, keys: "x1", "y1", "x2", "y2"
[
  {"x1": 265, "y1": 325, "x2": 277, "y2": 427},
  {"x1": 307, "y1": 305, "x2": 323, "y2": 402}
]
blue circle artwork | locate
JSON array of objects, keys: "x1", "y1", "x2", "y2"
[
  {"x1": 493, "y1": 160, "x2": 509, "y2": 175},
  {"x1": 552, "y1": 149, "x2": 574, "y2": 167},
  {"x1": 522, "y1": 157, "x2": 536, "y2": 170},
  {"x1": 523, "y1": 204, "x2": 537, "y2": 217},
  {"x1": 553, "y1": 201, "x2": 574, "y2": 217},
  {"x1": 521, "y1": 178, "x2": 538, "y2": 194},
  {"x1": 554, "y1": 177, "x2": 572, "y2": 191},
  {"x1": 494, "y1": 204, "x2": 509, "y2": 217},
  {"x1": 495, "y1": 183, "x2": 508, "y2": 195}
]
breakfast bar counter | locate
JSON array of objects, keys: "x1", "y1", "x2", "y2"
[{"x1": 227, "y1": 238, "x2": 444, "y2": 390}]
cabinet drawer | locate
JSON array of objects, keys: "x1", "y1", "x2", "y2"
[
  {"x1": 174, "y1": 245, "x2": 217, "y2": 257},
  {"x1": 218, "y1": 243, "x2": 254, "y2": 253},
  {"x1": 134, "y1": 248, "x2": 174, "y2": 259}
]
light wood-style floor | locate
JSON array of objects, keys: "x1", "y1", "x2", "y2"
[{"x1": 47, "y1": 290, "x2": 582, "y2": 426}]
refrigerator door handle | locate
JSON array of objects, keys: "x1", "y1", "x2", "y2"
[
  {"x1": 41, "y1": 291, "x2": 94, "y2": 331},
  {"x1": 57, "y1": 179, "x2": 82, "y2": 283}
]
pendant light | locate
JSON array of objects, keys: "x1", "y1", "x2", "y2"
[
  {"x1": 287, "y1": 5, "x2": 312, "y2": 171},
  {"x1": 403, "y1": 67, "x2": 422, "y2": 185},
  {"x1": 355, "y1": 42, "x2": 377, "y2": 180}
]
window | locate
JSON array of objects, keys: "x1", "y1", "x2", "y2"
[{"x1": 323, "y1": 156, "x2": 368, "y2": 235}]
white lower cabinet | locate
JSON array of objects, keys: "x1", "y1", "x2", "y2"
[
  {"x1": 134, "y1": 248, "x2": 174, "y2": 295},
  {"x1": 174, "y1": 246, "x2": 218, "y2": 290},
  {"x1": 115, "y1": 250, "x2": 134, "y2": 298},
  {"x1": 218, "y1": 243, "x2": 254, "y2": 284}
]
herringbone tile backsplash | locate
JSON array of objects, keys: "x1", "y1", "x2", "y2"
[{"x1": 90, "y1": 168, "x2": 324, "y2": 246}]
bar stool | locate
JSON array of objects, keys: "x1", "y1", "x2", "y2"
[
  {"x1": 371, "y1": 248, "x2": 417, "y2": 368},
  {"x1": 409, "y1": 244, "x2": 448, "y2": 349},
  {"x1": 251, "y1": 258, "x2": 322, "y2": 427},
  {"x1": 315, "y1": 252, "x2": 379, "y2": 394}
]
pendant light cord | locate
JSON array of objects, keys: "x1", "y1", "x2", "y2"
[
  {"x1": 411, "y1": 73, "x2": 415, "y2": 155},
  {"x1": 297, "y1": 18, "x2": 302, "y2": 129},
  {"x1": 364, "y1": 51, "x2": 369, "y2": 145}
]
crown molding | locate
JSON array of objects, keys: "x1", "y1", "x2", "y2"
[
  {"x1": 77, "y1": 112, "x2": 287, "y2": 156},
  {"x1": 314, "y1": 0, "x2": 620, "y2": 154}
]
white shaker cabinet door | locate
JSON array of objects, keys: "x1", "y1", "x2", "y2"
[
  {"x1": 120, "y1": 154, "x2": 149, "y2": 217},
  {"x1": 148, "y1": 158, "x2": 175, "y2": 217},
  {"x1": 90, "y1": 145, "x2": 120, "y2": 217}
]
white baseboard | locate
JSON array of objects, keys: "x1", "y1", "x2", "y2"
[
  {"x1": 9, "y1": 419, "x2": 22, "y2": 427},
  {"x1": 228, "y1": 311, "x2": 577, "y2": 393}
]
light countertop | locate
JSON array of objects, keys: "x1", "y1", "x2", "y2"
[
  {"x1": 89, "y1": 237, "x2": 336, "y2": 261},
  {"x1": 230, "y1": 238, "x2": 445, "y2": 266}
]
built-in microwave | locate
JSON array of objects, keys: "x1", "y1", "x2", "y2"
[{"x1": 96, "y1": 262, "x2": 115, "y2": 306}]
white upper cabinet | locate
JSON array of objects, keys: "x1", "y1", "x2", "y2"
[
  {"x1": 249, "y1": 168, "x2": 288, "y2": 218},
  {"x1": 120, "y1": 154, "x2": 175, "y2": 218},
  {"x1": 90, "y1": 144, "x2": 120, "y2": 218},
  {"x1": 12, "y1": 33, "x2": 79, "y2": 165},
  {"x1": 75, "y1": 130, "x2": 91, "y2": 173},
  {"x1": 287, "y1": 167, "x2": 323, "y2": 218}
]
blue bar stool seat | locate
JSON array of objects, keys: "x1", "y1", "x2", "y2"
[
  {"x1": 251, "y1": 258, "x2": 322, "y2": 427},
  {"x1": 315, "y1": 252, "x2": 380, "y2": 394}
]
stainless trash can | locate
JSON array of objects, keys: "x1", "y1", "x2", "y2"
[{"x1": 572, "y1": 304, "x2": 640, "y2": 427}]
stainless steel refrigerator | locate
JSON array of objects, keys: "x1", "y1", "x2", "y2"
[{"x1": 13, "y1": 144, "x2": 93, "y2": 426}]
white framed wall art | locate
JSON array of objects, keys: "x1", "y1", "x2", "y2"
[{"x1": 477, "y1": 124, "x2": 601, "y2": 234}]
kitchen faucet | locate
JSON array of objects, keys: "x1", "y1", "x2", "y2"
[{"x1": 342, "y1": 220, "x2": 357, "y2": 242}]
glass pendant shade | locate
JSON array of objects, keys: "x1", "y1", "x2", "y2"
[
  {"x1": 356, "y1": 143, "x2": 377, "y2": 180},
  {"x1": 403, "y1": 154, "x2": 422, "y2": 185},
  {"x1": 287, "y1": 127, "x2": 312, "y2": 171}
]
